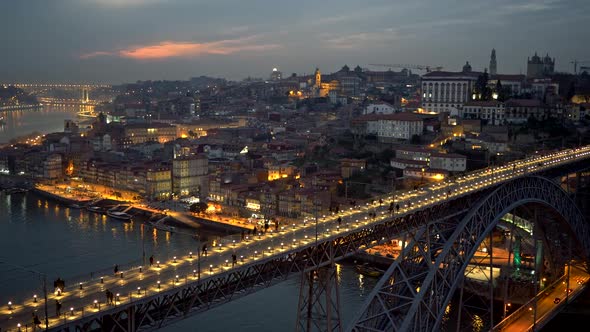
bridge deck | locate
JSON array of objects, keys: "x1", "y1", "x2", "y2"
[{"x1": 1, "y1": 146, "x2": 589, "y2": 331}]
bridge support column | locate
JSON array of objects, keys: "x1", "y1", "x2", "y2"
[
  {"x1": 127, "y1": 305, "x2": 136, "y2": 332},
  {"x1": 296, "y1": 264, "x2": 342, "y2": 332}
]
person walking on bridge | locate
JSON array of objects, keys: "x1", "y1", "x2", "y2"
[
  {"x1": 55, "y1": 299, "x2": 62, "y2": 317},
  {"x1": 202, "y1": 243, "x2": 208, "y2": 257}
]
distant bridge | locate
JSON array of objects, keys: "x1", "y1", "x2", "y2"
[{"x1": 2, "y1": 83, "x2": 112, "y2": 89}]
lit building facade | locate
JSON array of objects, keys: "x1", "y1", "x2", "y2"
[
  {"x1": 172, "y1": 155, "x2": 209, "y2": 197},
  {"x1": 146, "y1": 166, "x2": 172, "y2": 199},
  {"x1": 421, "y1": 63, "x2": 480, "y2": 114},
  {"x1": 43, "y1": 154, "x2": 63, "y2": 180},
  {"x1": 124, "y1": 123, "x2": 177, "y2": 144}
]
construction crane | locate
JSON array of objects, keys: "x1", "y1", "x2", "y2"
[
  {"x1": 368, "y1": 63, "x2": 444, "y2": 72},
  {"x1": 570, "y1": 60, "x2": 590, "y2": 74}
]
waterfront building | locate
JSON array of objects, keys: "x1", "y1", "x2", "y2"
[
  {"x1": 146, "y1": 165, "x2": 172, "y2": 199},
  {"x1": 43, "y1": 154, "x2": 63, "y2": 180},
  {"x1": 172, "y1": 155, "x2": 209, "y2": 197}
]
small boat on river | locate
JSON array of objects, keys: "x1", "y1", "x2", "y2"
[
  {"x1": 106, "y1": 210, "x2": 132, "y2": 222},
  {"x1": 87, "y1": 205, "x2": 107, "y2": 214},
  {"x1": 356, "y1": 264, "x2": 384, "y2": 278}
]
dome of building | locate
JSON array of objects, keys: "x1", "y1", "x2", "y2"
[{"x1": 462, "y1": 61, "x2": 472, "y2": 73}]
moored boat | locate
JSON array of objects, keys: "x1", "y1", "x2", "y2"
[
  {"x1": 356, "y1": 264, "x2": 384, "y2": 278},
  {"x1": 106, "y1": 210, "x2": 132, "y2": 221},
  {"x1": 87, "y1": 205, "x2": 107, "y2": 214},
  {"x1": 5, "y1": 188, "x2": 28, "y2": 195}
]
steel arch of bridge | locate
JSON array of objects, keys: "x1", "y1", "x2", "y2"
[
  {"x1": 48, "y1": 181, "x2": 485, "y2": 332},
  {"x1": 350, "y1": 176, "x2": 590, "y2": 332}
]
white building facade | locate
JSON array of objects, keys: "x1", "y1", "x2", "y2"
[
  {"x1": 361, "y1": 113, "x2": 423, "y2": 141},
  {"x1": 421, "y1": 66, "x2": 480, "y2": 114},
  {"x1": 363, "y1": 102, "x2": 396, "y2": 115}
]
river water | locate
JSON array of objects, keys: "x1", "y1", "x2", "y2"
[
  {"x1": 0, "y1": 192, "x2": 377, "y2": 331},
  {"x1": 0, "y1": 105, "x2": 93, "y2": 143}
]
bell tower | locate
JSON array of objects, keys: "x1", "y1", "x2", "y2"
[
  {"x1": 489, "y1": 49, "x2": 497, "y2": 75},
  {"x1": 314, "y1": 68, "x2": 321, "y2": 88}
]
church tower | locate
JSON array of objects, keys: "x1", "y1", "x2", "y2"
[
  {"x1": 314, "y1": 67, "x2": 321, "y2": 88},
  {"x1": 489, "y1": 49, "x2": 497, "y2": 76}
]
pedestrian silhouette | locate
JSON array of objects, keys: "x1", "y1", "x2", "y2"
[
  {"x1": 114, "y1": 264, "x2": 119, "y2": 274},
  {"x1": 232, "y1": 254, "x2": 237, "y2": 267},
  {"x1": 202, "y1": 244, "x2": 208, "y2": 256},
  {"x1": 55, "y1": 300, "x2": 62, "y2": 317},
  {"x1": 337, "y1": 217, "x2": 342, "y2": 225},
  {"x1": 32, "y1": 312, "x2": 41, "y2": 330},
  {"x1": 149, "y1": 255, "x2": 154, "y2": 266}
]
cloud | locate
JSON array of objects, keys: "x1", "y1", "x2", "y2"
[
  {"x1": 79, "y1": 51, "x2": 114, "y2": 59},
  {"x1": 322, "y1": 29, "x2": 403, "y2": 49},
  {"x1": 89, "y1": 0, "x2": 164, "y2": 7},
  {"x1": 501, "y1": 0, "x2": 561, "y2": 13},
  {"x1": 81, "y1": 36, "x2": 281, "y2": 60}
]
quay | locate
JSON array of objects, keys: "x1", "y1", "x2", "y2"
[{"x1": 30, "y1": 181, "x2": 253, "y2": 233}]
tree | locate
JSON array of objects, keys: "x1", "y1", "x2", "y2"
[
  {"x1": 474, "y1": 70, "x2": 491, "y2": 100},
  {"x1": 495, "y1": 80, "x2": 508, "y2": 101}
]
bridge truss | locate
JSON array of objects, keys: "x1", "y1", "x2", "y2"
[
  {"x1": 36, "y1": 154, "x2": 590, "y2": 332},
  {"x1": 350, "y1": 176, "x2": 590, "y2": 332},
  {"x1": 49, "y1": 178, "x2": 488, "y2": 331}
]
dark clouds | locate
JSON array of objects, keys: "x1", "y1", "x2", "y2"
[{"x1": 1, "y1": 0, "x2": 588, "y2": 83}]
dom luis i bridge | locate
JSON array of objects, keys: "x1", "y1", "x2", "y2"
[
  {"x1": 2, "y1": 83, "x2": 113, "y2": 106},
  {"x1": 2, "y1": 146, "x2": 590, "y2": 332}
]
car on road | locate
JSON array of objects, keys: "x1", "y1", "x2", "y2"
[{"x1": 553, "y1": 297, "x2": 561, "y2": 304}]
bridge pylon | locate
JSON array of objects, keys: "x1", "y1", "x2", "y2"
[{"x1": 296, "y1": 263, "x2": 342, "y2": 332}]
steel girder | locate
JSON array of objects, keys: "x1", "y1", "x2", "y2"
[
  {"x1": 350, "y1": 176, "x2": 590, "y2": 332},
  {"x1": 49, "y1": 187, "x2": 481, "y2": 332},
  {"x1": 296, "y1": 266, "x2": 343, "y2": 332}
]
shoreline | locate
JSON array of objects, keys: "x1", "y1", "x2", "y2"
[{"x1": 32, "y1": 182, "x2": 251, "y2": 233}]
